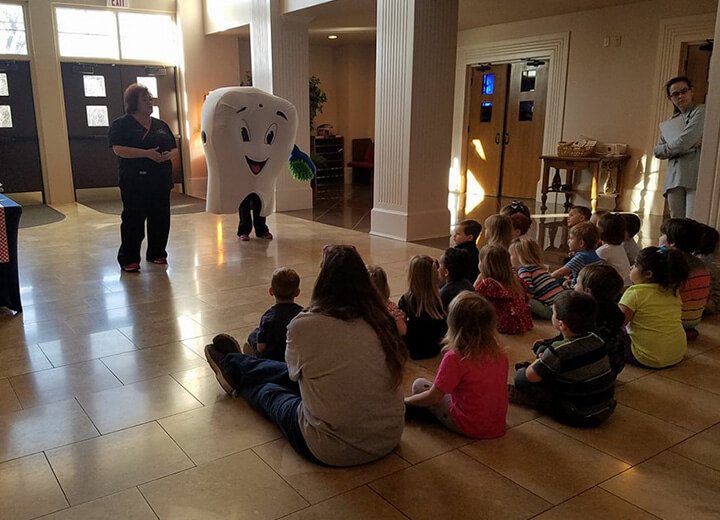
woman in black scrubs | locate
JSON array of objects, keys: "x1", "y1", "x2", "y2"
[{"x1": 109, "y1": 84, "x2": 177, "y2": 272}]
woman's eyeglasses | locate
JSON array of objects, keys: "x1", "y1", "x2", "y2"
[{"x1": 669, "y1": 88, "x2": 690, "y2": 99}]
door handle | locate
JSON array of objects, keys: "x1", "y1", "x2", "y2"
[
  {"x1": 503, "y1": 132, "x2": 510, "y2": 145},
  {"x1": 494, "y1": 133, "x2": 500, "y2": 145}
]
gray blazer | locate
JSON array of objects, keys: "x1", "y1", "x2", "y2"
[{"x1": 654, "y1": 104, "x2": 705, "y2": 194}]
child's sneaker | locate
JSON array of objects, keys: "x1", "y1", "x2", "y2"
[
  {"x1": 239, "y1": 234, "x2": 250, "y2": 241},
  {"x1": 150, "y1": 257, "x2": 167, "y2": 265},
  {"x1": 259, "y1": 231, "x2": 273, "y2": 240},
  {"x1": 121, "y1": 262, "x2": 140, "y2": 272}
]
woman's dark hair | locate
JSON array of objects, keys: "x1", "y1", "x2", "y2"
[
  {"x1": 553, "y1": 291, "x2": 597, "y2": 335},
  {"x1": 597, "y1": 213, "x2": 626, "y2": 246},
  {"x1": 622, "y1": 213, "x2": 642, "y2": 237},
  {"x1": 665, "y1": 76, "x2": 692, "y2": 97},
  {"x1": 698, "y1": 224, "x2": 720, "y2": 255},
  {"x1": 123, "y1": 83, "x2": 151, "y2": 114},
  {"x1": 309, "y1": 245, "x2": 407, "y2": 386},
  {"x1": 441, "y1": 247, "x2": 470, "y2": 282},
  {"x1": 660, "y1": 218, "x2": 701, "y2": 253},
  {"x1": 634, "y1": 246, "x2": 690, "y2": 295}
]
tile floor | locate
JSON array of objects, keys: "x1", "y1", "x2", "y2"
[{"x1": 1, "y1": 201, "x2": 719, "y2": 519}]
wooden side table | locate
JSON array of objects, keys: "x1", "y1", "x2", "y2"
[{"x1": 540, "y1": 155, "x2": 629, "y2": 213}]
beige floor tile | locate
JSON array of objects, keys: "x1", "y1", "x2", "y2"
[
  {"x1": 100, "y1": 342, "x2": 206, "y2": 384},
  {"x1": 671, "y1": 423, "x2": 720, "y2": 472},
  {"x1": 47, "y1": 422, "x2": 193, "y2": 505},
  {"x1": 0, "y1": 398, "x2": 98, "y2": 463},
  {"x1": 77, "y1": 375, "x2": 202, "y2": 433},
  {"x1": 140, "y1": 450, "x2": 308, "y2": 519},
  {"x1": 2, "y1": 318, "x2": 79, "y2": 347},
  {"x1": 40, "y1": 488, "x2": 157, "y2": 520},
  {"x1": 10, "y1": 359, "x2": 122, "y2": 408},
  {"x1": 38, "y1": 329, "x2": 137, "y2": 367},
  {"x1": 615, "y1": 374, "x2": 720, "y2": 432},
  {"x1": 659, "y1": 353, "x2": 720, "y2": 395},
  {"x1": 159, "y1": 398, "x2": 281, "y2": 465},
  {"x1": 0, "y1": 343, "x2": 53, "y2": 378},
  {"x1": 506, "y1": 402, "x2": 542, "y2": 428},
  {"x1": 171, "y1": 367, "x2": 231, "y2": 405},
  {"x1": 394, "y1": 420, "x2": 471, "y2": 464},
  {"x1": 184, "y1": 303, "x2": 267, "y2": 335},
  {"x1": 460, "y1": 421, "x2": 629, "y2": 504},
  {"x1": 253, "y1": 438, "x2": 409, "y2": 503},
  {"x1": 0, "y1": 378, "x2": 21, "y2": 414},
  {"x1": 601, "y1": 451, "x2": 720, "y2": 519},
  {"x1": 534, "y1": 487, "x2": 656, "y2": 519},
  {"x1": 283, "y1": 487, "x2": 406, "y2": 520},
  {"x1": 118, "y1": 315, "x2": 210, "y2": 348},
  {"x1": 615, "y1": 363, "x2": 652, "y2": 384},
  {"x1": 0, "y1": 453, "x2": 68, "y2": 520},
  {"x1": 537, "y1": 404, "x2": 694, "y2": 465},
  {"x1": 370, "y1": 450, "x2": 551, "y2": 520}
]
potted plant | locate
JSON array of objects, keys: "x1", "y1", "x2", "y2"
[{"x1": 309, "y1": 75, "x2": 327, "y2": 133}]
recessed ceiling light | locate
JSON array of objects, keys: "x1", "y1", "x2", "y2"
[{"x1": 328, "y1": 35, "x2": 338, "y2": 40}]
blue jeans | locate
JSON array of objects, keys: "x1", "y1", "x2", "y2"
[{"x1": 221, "y1": 354, "x2": 322, "y2": 464}]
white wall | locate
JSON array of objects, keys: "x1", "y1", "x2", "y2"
[{"x1": 457, "y1": 0, "x2": 717, "y2": 215}]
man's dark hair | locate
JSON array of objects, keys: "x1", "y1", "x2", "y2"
[
  {"x1": 553, "y1": 290, "x2": 597, "y2": 334},
  {"x1": 441, "y1": 247, "x2": 470, "y2": 281}
]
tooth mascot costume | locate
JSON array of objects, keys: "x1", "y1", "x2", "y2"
[{"x1": 202, "y1": 87, "x2": 314, "y2": 240}]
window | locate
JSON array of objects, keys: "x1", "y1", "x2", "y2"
[
  {"x1": 521, "y1": 70, "x2": 537, "y2": 92},
  {"x1": 152, "y1": 106, "x2": 160, "y2": 119},
  {"x1": 0, "y1": 105, "x2": 12, "y2": 128},
  {"x1": 86, "y1": 105, "x2": 109, "y2": 127},
  {"x1": 119, "y1": 12, "x2": 177, "y2": 63},
  {"x1": 0, "y1": 73, "x2": 7, "y2": 96},
  {"x1": 519, "y1": 101, "x2": 534, "y2": 121},
  {"x1": 482, "y1": 74, "x2": 494, "y2": 95},
  {"x1": 0, "y1": 3, "x2": 28, "y2": 55},
  {"x1": 136, "y1": 76, "x2": 158, "y2": 98},
  {"x1": 83, "y1": 75, "x2": 107, "y2": 97},
  {"x1": 480, "y1": 102, "x2": 492, "y2": 123},
  {"x1": 56, "y1": 8, "x2": 119, "y2": 59}
]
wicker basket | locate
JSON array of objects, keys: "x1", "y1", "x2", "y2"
[{"x1": 557, "y1": 139, "x2": 596, "y2": 158}]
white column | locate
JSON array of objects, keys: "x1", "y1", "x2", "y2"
[
  {"x1": 694, "y1": 4, "x2": 720, "y2": 228},
  {"x1": 250, "y1": 0, "x2": 312, "y2": 212},
  {"x1": 371, "y1": 0, "x2": 458, "y2": 241}
]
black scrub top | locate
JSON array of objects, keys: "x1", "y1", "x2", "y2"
[{"x1": 108, "y1": 114, "x2": 176, "y2": 190}]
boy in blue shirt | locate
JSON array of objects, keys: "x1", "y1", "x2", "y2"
[{"x1": 551, "y1": 222, "x2": 601, "y2": 288}]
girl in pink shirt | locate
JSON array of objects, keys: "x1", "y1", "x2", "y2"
[{"x1": 404, "y1": 291, "x2": 509, "y2": 438}]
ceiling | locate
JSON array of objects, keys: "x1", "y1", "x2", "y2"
[{"x1": 292, "y1": 0, "x2": 652, "y2": 45}]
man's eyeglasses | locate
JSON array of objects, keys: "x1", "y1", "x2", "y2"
[{"x1": 669, "y1": 87, "x2": 690, "y2": 99}]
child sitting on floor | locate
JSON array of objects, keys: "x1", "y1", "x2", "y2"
[
  {"x1": 533, "y1": 264, "x2": 627, "y2": 376},
  {"x1": 551, "y1": 222, "x2": 601, "y2": 288},
  {"x1": 619, "y1": 246, "x2": 690, "y2": 368},
  {"x1": 510, "y1": 290, "x2": 616, "y2": 426},
  {"x1": 399, "y1": 255, "x2": 448, "y2": 359},
  {"x1": 500, "y1": 201, "x2": 532, "y2": 239},
  {"x1": 237, "y1": 267, "x2": 303, "y2": 362},
  {"x1": 437, "y1": 247, "x2": 474, "y2": 311},
  {"x1": 590, "y1": 209, "x2": 609, "y2": 227},
  {"x1": 696, "y1": 224, "x2": 720, "y2": 315},
  {"x1": 405, "y1": 291, "x2": 508, "y2": 439},
  {"x1": 368, "y1": 265, "x2": 407, "y2": 336},
  {"x1": 622, "y1": 213, "x2": 642, "y2": 265},
  {"x1": 482, "y1": 214, "x2": 514, "y2": 250},
  {"x1": 661, "y1": 218, "x2": 711, "y2": 341},
  {"x1": 596, "y1": 213, "x2": 632, "y2": 285},
  {"x1": 509, "y1": 236, "x2": 566, "y2": 319},
  {"x1": 475, "y1": 245, "x2": 533, "y2": 334},
  {"x1": 567, "y1": 205, "x2": 591, "y2": 229},
  {"x1": 452, "y1": 219, "x2": 482, "y2": 284}
]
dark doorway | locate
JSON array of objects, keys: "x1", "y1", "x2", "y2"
[{"x1": 0, "y1": 60, "x2": 43, "y2": 195}]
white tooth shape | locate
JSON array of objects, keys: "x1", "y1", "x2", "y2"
[{"x1": 202, "y1": 87, "x2": 298, "y2": 215}]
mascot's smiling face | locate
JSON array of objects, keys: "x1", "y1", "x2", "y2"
[{"x1": 202, "y1": 87, "x2": 298, "y2": 216}]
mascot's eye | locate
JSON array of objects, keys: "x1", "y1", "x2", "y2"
[
  {"x1": 240, "y1": 120, "x2": 250, "y2": 142},
  {"x1": 265, "y1": 123, "x2": 277, "y2": 145}
]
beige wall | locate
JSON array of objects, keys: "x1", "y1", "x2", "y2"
[
  {"x1": 457, "y1": 0, "x2": 717, "y2": 214},
  {"x1": 177, "y1": 0, "x2": 241, "y2": 197}
]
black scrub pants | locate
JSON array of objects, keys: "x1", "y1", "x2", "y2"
[
  {"x1": 117, "y1": 183, "x2": 171, "y2": 267},
  {"x1": 237, "y1": 193, "x2": 269, "y2": 237}
]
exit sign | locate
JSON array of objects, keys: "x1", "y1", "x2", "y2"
[{"x1": 108, "y1": 0, "x2": 129, "y2": 6}]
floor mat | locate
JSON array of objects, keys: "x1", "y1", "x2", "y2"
[
  {"x1": 80, "y1": 192, "x2": 207, "y2": 215},
  {"x1": 18, "y1": 204, "x2": 66, "y2": 228}
]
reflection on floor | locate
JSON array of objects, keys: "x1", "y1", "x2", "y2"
[{"x1": 1, "y1": 201, "x2": 719, "y2": 519}]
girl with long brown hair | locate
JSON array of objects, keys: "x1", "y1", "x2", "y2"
[{"x1": 399, "y1": 255, "x2": 448, "y2": 359}]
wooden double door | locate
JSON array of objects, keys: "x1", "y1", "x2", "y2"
[
  {"x1": 465, "y1": 61, "x2": 548, "y2": 200},
  {"x1": 60, "y1": 63, "x2": 183, "y2": 194}
]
